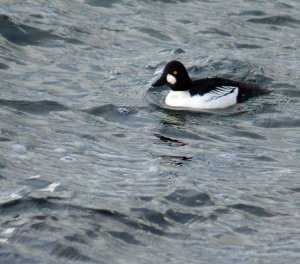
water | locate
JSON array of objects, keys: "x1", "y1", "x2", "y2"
[{"x1": 0, "y1": 0, "x2": 300, "y2": 263}]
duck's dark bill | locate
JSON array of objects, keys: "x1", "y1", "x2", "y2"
[{"x1": 152, "y1": 73, "x2": 167, "y2": 87}]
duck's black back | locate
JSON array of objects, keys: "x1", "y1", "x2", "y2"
[{"x1": 189, "y1": 78, "x2": 269, "y2": 103}]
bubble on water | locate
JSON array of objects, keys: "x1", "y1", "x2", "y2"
[
  {"x1": 11, "y1": 144, "x2": 27, "y2": 154},
  {"x1": 149, "y1": 165, "x2": 160, "y2": 173},
  {"x1": 60, "y1": 155, "x2": 76, "y2": 163},
  {"x1": 117, "y1": 107, "x2": 129, "y2": 115},
  {"x1": 218, "y1": 153, "x2": 236, "y2": 159},
  {"x1": 54, "y1": 148, "x2": 67, "y2": 153}
]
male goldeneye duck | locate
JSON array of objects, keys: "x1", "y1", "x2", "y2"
[{"x1": 152, "y1": 60, "x2": 269, "y2": 109}]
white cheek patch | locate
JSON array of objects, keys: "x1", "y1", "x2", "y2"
[{"x1": 166, "y1": 74, "x2": 176, "y2": 85}]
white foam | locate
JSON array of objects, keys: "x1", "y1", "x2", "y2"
[
  {"x1": 54, "y1": 148, "x2": 67, "y2": 153},
  {"x1": 11, "y1": 144, "x2": 27, "y2": 154},
  {"x1": 0, "y1": 227, "x2": 16, "y2": 244},
  {"x1": 40, "y1": 182, "x2": 60, "y2": 192}
]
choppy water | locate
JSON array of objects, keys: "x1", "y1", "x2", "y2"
[{"x1": 0, "y1": 0, "x2": 300, "y2": 263}]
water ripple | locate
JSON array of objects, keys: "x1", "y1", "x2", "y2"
[
  {"x1": 247, "y1": 15, "x2": 300, "y2": 27},
  {"x1": 0, "y1": 99, "x2": 68, "y2": 114},
  {"x1": 0, "y1": 14, "x2": 82, "y2": 46},
  {"x1": 165, "y1": 189, "x2": 214, "y2": 207},
  {"x1": 1, "y1": 0, "x2": 300, "y2": 263},
  {"x1": 228, "y1": 203, "x2": 276, "y2": 217}
]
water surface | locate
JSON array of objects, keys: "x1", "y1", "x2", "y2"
[{"x1": 0, "y1": 0, "x2": 300, "y2": 263}]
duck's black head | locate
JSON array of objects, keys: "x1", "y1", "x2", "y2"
[{"x1": 152, "y1": 60, "x2": 192, "y2": 91}]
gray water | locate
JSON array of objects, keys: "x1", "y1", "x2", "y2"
[{"x1": 0, "y1": 0, "x2": 300, "y2": 263}]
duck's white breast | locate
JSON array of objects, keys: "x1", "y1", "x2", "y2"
[{"x1": 165, "y1": 87, "x2": 238, "y2": 109}]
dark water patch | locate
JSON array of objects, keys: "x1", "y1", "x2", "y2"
[
  {"x1": 198, "y1": 28, "x2": 232, "y2": 37},
  {"x1": 118, "y1": 216, "x2": 166, "y2": 236},
  {"x1": 245, "y1": 74, "x2": 273, "y2": 87},
  {"x1": 137, "y1": 27, "x2": 173, "y2": 41},
  {"x1": 0, "y1": 136, "x2": 10, "y2": 142},
  {"x1": 271, "y1": 82, "x2": 297, "y2": 89},
  {"x1": 147, "y1": 0, "x2": 188, "y2": 3},
  {"x1": 288, "y1": 187, "x2": 300, "y2": 193},
  {"x1": 29, "y1": 14, "x2": 44, "y2": 19},
  {"x1": 79, "y1": 134, "x2": 98, "y2": 141},
  {"x1": 108, "y1": 231, "x2": 141, "y2": 245},
  {"x1": 279, "y1": 89, "x2": 300, "y2": 98},
  {"x1": 30, "y1": 221, "x2": 61, "y2": 233},
  {"x1": 154, "y1": 134, "x2": 187, "y2": 147},
  {"x1": 165, "y1": 210, "x2": 195, "y2": 224},
  {"x1": 22, "y1": 178, "x2": 55, "y2": 190},
  {"x1": 238, "y1": 10, "x2": 266, "y2": 16},
  {"x1": 0, "y1": 99, "x2": 68, "y2": 115},
  {"x1": 87, "y1": 207, "x2": 166, "y2": 236},
  {"x1": 187, "y1": 64, "x2": 206, "y2": 74},
  {"x1": 0, "y1": 252, "x2": 33, "y2": 264},
  {"x1": 34, "y1": 215, "x2": 47, "y2": 221},
  {"x1": 214, "y1": 208, "x2": 231, "y2": 215},
  {"x1": 131, "y1": 208, "x2": 171, "y2": 228},
  {"x1": 252, "y1": 155, "x2": 276, "y2": 162},
  {"x1": 230, "y1": 129, "x2": 266, "y2": 140},
  {"x1": 0, "y1": 14, "x2": 82, "y2": 46},
  {"x1": 228, "y1": 203, "x2": 276, "y2": 217},
  {"x1": 87, "y1": 207, "x2": 125, "y2": 218},
  {"x1": 0, "y1": 197, "x2": 57, "y2": 214},
  {"x1": 137, "y1": 196, "x2": 153, "y2": 202},
  {"x1": 65, "y1": 234, "x2": 89, "y2": 244},
  {"x1": 165, "y1": 209, "x2": 207, "y2": 224},
  {"x1": 209, "y1": 59, "x2": 273, "y2": 86},
  {"x1": 277, "y1": 2, "x2": 294, "y2": 9},
  {"x1": 233, "y1": 226, "x2": 257, "y2": 234},
  {"x1": 0, "y1": 197, "x2": 167, "y2": 241},
  {"x1": 56, "y1": 63, "x2": 79, "y2": 72},
  {"x1": 85, "y1": 104, "x2": 139, "y2": 125},
  {"x1": 247, "y1": 15, "x2": 300, "y2": 26},
  {"x1": 51, "y1": 243, "x2": 95, "y2": 262},
  {"x1": 165, "y1": 189, "x2": 214, "y2": 207},
  {"x1": 0, "y1": 62, "x2": 9, "y2": 69},
  {"x1": 86, "y1": 104, "x2": 132, "y2": 116},
  {"x1": 177, "y1": 19, "x2": 192, "y2": 24},
  {"x1": 145, "y1": 62, "x2": 165, "y2": 71},
  {"x1": 100, "y1": 26, "x2": 125, "y2": 33},
  {"x1": 243, "y1": 102, "x2": 281, "y2": 116},
  {"x1": 159, "y1": 126, "x2": 202, "y2": 141},
  {"x1": 254, "y1": 118, "x2": 300, "y2": 128},
  {"x1": 235, "y1": 43, "x2": 262, "y2": 49},
  {"x1": 0, "y1": 55, "x2": 27, "y2": 66},
  {"x1": 158, "y1": 155, "x2": 192, "y2": 166},
  {"x1": 85, "y1": 0, "x2": 120, "y2": 7}
]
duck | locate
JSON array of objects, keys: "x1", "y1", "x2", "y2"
[{"x1": 152, "y1": 60, "x2": 269, "y2": 109}]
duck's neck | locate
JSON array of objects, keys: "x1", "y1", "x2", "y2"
[{"x1": 170, "y1": 78, "x2": 192, "y2": 91}]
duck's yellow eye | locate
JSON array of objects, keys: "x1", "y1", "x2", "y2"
[{"x1": 173, "y1": 71, "x2": 177, "y2": 75}]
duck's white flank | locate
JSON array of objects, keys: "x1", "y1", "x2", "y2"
[{"x1": 165, "y1": 86, "x2": 239, "y2": 109}]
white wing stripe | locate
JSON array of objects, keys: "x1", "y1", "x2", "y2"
[{"x1": 205, "y1": 86, "x2": 238, "y2": 102}]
